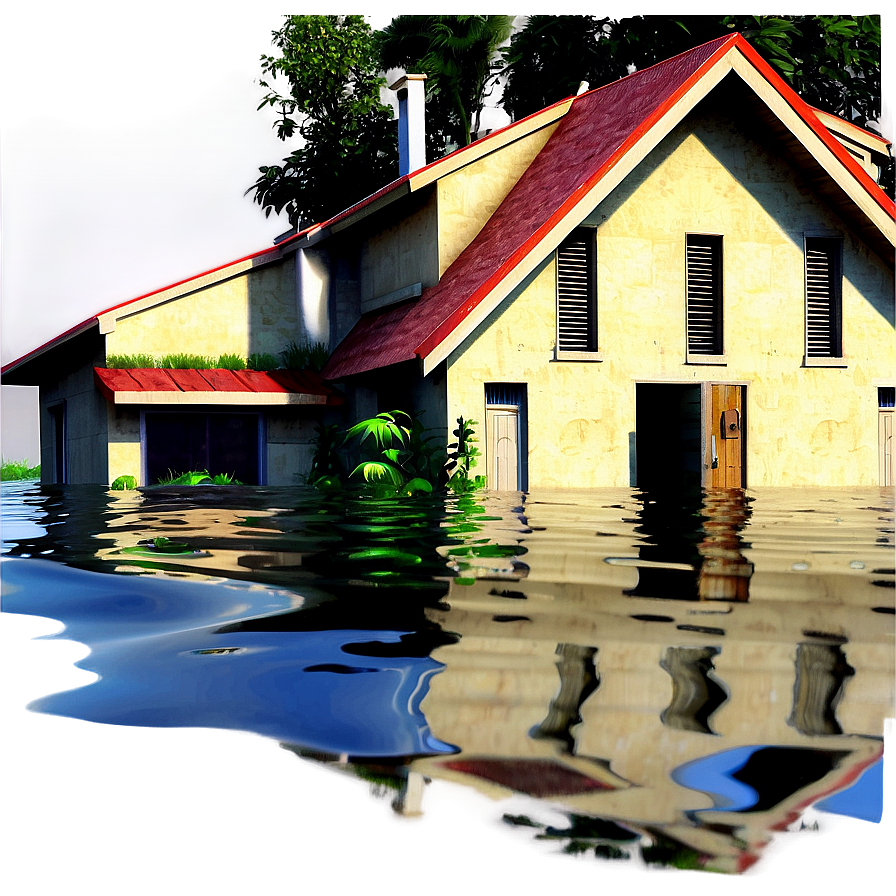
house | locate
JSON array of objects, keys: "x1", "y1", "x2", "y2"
[
  {"x1": 3, "y1": 33, "x2": 894, "y2": 488},
  {"x1": 0, "y1": 244, "x2": 345, "y2": 486}
]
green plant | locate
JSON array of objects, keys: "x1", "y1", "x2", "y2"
[
  {"x1": 1, "y1": 460, "x2": 41, "y2": 481},
  {"x1": 158, "y1": 353, "x2": 216, "y2": 369},
  {"x1": 446, "y1": 416, "x2": 485, "y2": 492},
  {"x1": 156, "y1": 470, "x2": 242, "y2": 486},
  {"x1": 307, "y1": 422, "x2": 345, "y2": 487},
  {"x1": 247, "y1": 352, "x2": 280, "y2": 371},
  {"x1": 344, "y1": 410, "x2": 433, "y2": 495},
  {"x1": 111, "y1": 475, "x2": 137, "y2": 490},
  {"x1": 106, "y1": 353, "x2": 156, "y2": 369},
  {"x1": 280, "y1": 340, "x2": 330, "y2": 371},
  {"x1": 216, "y1": 353, "x2": 246, "y2": 370}
]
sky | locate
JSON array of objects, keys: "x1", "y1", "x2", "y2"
[{"x1": 1, "y1": 4, "x2": 298, "y2": 459}]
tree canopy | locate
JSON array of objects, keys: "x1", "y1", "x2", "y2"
[
  {"x1": 248, "y1": 14, "x2": 887, "y2": 228},
  {"x1": 247, "y1": 15, "x2": 397, "y2": 229}
]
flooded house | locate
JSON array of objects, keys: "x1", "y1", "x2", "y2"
[{"x1": 3, "y1": 33, "x2": 894, "y2": 488}]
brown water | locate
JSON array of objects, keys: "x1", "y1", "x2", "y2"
[{"x1": 1, "y1": 481, "x2": 893, "y2": 878}]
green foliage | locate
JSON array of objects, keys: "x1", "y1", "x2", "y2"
[
  {"x1": 111, "y1": 475, "x2": 137, "y2": 490},
  {"x1": 156, "y1": 470, "x2": 242, "y2": 486},
  {"x1": 106, "y1": 353, "x2": 156, "y2": 369},
  {"x1": 158, "y1": 353, "x2": 216, "y2": 369},
  {"x1": 446, "y1": 416, "x2": 485, "y2": 492},
  {"x1": 502, "y1": 15, "x2": 882, "y2": 134},
  {"x1": 247, "y1": 15, "x2": 398, "y2": 228},
  {"x1": 1, "y1": 460, "x2": 41, "y2": 481},
  {"x1": 280, "y1": 340, "x2": 329, "y2": 371},
  {"x1": 216, "y1": 353, "x2": 246, "y2": 370},
  {"x1": 377, "y1": 15, "x2": 513, "y2": 150},
  {"x1": 307, "y1": 422, "x2": 345, "y2": 487},
  {"x1": 247, "y1": 352, "x2": 280, "y2": 371}
]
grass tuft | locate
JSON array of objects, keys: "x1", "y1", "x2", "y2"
[
  {"x1": 280, "y1": 340, "x2": 329, "y2": 371},
  {"x1": 106, "y1": 353, "x2": 156, "y2": 368},
  {"x1": 216, "y1": 353, "x2": 246, "y2": 370},
  {"x1": 1, "y1": 460, "x2": 41, "y2": 481},
  {"x1": 247, "y1": 352, "x2": 280, "y2": 371},
  {"x1": 158, "y1": 353, "x2": 216, "y2": 369}
]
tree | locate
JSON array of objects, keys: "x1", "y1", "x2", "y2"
[
  {"x1": 377, "y1": 15, "x2": 514, "y2": 150},
  {"x1": 247, "y1": 15, "x2": 397, "y2": 228},
  {"x1": 502, "y1": 15, "x2": 882, "y2": 133}
]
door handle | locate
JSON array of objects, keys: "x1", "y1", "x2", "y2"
[{"x1": 711, "y1": 434, "x2": 718, "y2": 469}]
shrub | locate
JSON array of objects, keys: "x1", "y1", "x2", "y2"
[
  {"x1": 247, "y1": 352, "x2": 280, "y2": 371},
  {"x1": 1, "y1": 460, "x2": 41, "y2": 481},
  {"x1": 111, "y1": 475, "x2": 137, "y2": 490},
  {"x1": 106, "y1": 353, "x2": 156, "y2": 368}
]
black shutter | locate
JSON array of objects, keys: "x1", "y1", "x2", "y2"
[
  {"x1": 805, "y1": 239, "x2": 841, "y2": 357},
  {"x1": 557, "y1": 228, "x2": 597, "y2": 351},
  {"x1": 686, "y1": 234, "x2": 723, "y2": 355}
]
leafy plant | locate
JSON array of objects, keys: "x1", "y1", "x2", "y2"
[
  {"x1": 216, "y1": 353, "x2": 246, "y2": 370},
  {"x1": 1, "y1": 460, "x2": 41, "y2": 481},
  {"x1": 111, "y1": 475, "x2": 137, "y2": 490},
  {"x1": 158, "y1": 354, "x2": 216, "y2": 369},
  {"x1": 155, "y1": 469, "x2": 242, "y2": 486},
  {"x1": 281, "y1": 340, "x2": 330, "y2": 371},
  {"x1": 307, "y1": 422, "x2": 345, "y2": 488},
  {"x1": 106, "y1": 353, "x2": 156, "y2": 369},
  {"x1": 247, "y1": 352, "x2": 280, "y2": 371},
  {"x1": 446, "y1": 416, "x2": 485, "y2": 492}
]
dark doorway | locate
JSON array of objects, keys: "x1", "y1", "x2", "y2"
[
  {"x1": 145, "y1": 412, "x2": 260, "y2": 484},
  {"x1": 635, "y1": 384, "x2": 702, "y2": 490}
]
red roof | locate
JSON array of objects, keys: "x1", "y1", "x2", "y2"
[
  {"x1": 93, "y1": 367, "x2": 343, "y2": 405},
  {"x1": 321, "y1": 32, "x2": 895, "y2": 381}
]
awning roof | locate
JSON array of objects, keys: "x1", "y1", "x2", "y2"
[{"x1": 94, "y1": 367, "x2": 344, "y2": 406}]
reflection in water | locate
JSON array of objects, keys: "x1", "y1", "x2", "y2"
[{"x1": 1, "y1": 481, "x2": 893, "y2": 875}]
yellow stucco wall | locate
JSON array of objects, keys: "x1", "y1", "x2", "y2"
[
  {"x1": 436, "y1": 123, "x2": 560, "y2": 276},
  {"x1": 106, "y1": 258, "x2": 297, "y2": 361},
  {"x1": 446, "y1": 108, "x2": 895, "y2": 488},
  {"x1": 361, "y1": 192, "x2": 440, "y2": 300}
]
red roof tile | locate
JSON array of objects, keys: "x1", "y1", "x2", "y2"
[{"x1": 93, "y1": 367, "x2": 343, "y2": 405}]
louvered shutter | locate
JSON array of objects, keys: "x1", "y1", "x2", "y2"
[
  {"x1": 805, "y1": 239, "x2": 841, "y2": 357},
  {"x1": 686, "y1": 235, "x2": 723, "y2": 354},
  {"x1": 557, "y1": 229, "x2": 597, "y2": 351}
]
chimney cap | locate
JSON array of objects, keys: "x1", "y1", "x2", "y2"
[{"x1": 389, "y1": 73, "x2": 427, "y2": 91}]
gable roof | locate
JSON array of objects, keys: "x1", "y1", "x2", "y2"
[{"x1": 322, "y1": 32, "x2": 895, "y2": 381}]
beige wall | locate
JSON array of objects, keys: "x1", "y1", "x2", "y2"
[
  {"x1": 436, "y1": 123, "x2": 559, "y2": 276},
  {"x1": 106, "y1": 258, "x2": 298, "y2": 361},
  {"x1": 446, "y1": 107, "x2": 894, "y2": 488},
  {"x1": 360, "y1": 191, "x2": 440, "y2": 301}
]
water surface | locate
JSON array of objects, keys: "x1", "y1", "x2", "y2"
[{"x1": 2, "y1": 480, "x2": 893, "y2": 878}]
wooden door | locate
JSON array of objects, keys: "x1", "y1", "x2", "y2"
[
  {"x1": 486, "y1": 406, "x2": 519, "y2": 490},
  {"x1": 880, "y1": 410, "x2": 894, "y2": 486},
  {"x1": 707, "y1": 384, "x2": 745, "y2": 488}
]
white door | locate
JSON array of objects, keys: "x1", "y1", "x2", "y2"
[{"x1": 487, "y1": 406, "x2": 519, "y2": 490}]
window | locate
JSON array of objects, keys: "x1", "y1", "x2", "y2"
[
  {"x1": 556, "y1": 227, "x2": 597, "y2": 354},
  {"x1": 485, "y1": 384, "x2": 527, "y2": 491},
  {"x1": 805, "y1": 238, "x2": 842, "y2": 358},
  {"x1": 144, "y1": 412, "x2": 261, "y2": 485},
  {"x1": 686, "y1": 234, "x2": 723, "y2": 356}
]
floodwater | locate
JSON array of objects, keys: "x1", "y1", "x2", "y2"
[{"x1": 1, "y1": 480, "x2": 893, "y2": 888}]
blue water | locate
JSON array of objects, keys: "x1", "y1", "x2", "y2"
[{"x1": 1, "y1": 480, "x2": 893, "y2": 875}]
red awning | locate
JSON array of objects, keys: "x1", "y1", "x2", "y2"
[{"x1": 94, "y1": 367, "x2": 343, "y2": 406}]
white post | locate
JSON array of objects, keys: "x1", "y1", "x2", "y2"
[{"x1": 391, "y1": 74, "x2": 427, "y2": 176}]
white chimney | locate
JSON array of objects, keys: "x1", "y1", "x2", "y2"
[{"x1": 391, "y1": 74, "x2": 427, "y2": 176}]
